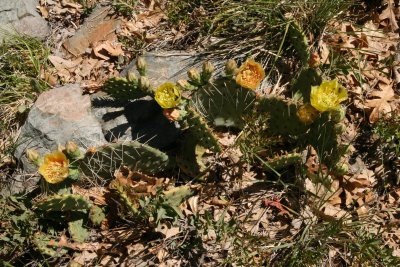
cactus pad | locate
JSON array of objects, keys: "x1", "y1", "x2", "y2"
[
  {"x1": 81, "y1": 141, "x2": 170, "y2": 178},
  {"x1": 34, "y1": 194, "x2": 91, "y2": 212},
  {"x1": 68, "y1": 219, "x2": 89, "y2": 242},
  {"x1": 102, "y1": 77, "x2": 147, "y2": 100},
  {"x1": 192, "y1": 78, "x2": 256, "y2": 128}
]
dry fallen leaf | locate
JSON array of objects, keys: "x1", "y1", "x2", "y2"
[
  {"x1": 365, "y1": 82, "x2": 399, "y2": 123},
  {"x1": 92, "y1": 40, "x2": 124, "y2": 60},
  {"x1": 379, "y1": 0, "x2": 399, "y2": 31}
]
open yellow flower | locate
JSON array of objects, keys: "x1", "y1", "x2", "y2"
[
  {"x1": 235, "y1": 59, "x2": 265, "y2": 90},
  {"x1": 310, "y1": 80, "x2": 348, "y2": 112},
  {"x1": 297, "y1": 104, "x2": 319, "y2": 125},
  {"x1": 38, "y1": 151, "x2": 69, "y2": 184},
  {"x1": 154, "y1": 82, "x2": 181, "y2": 109}
]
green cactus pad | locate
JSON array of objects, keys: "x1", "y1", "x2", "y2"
[
  {"x1": 192, "y1": 78, "x2": 256, "y2": 128},
  {"x1": 33, "y1": 232, "x2": 68, "y2": 257},
  {"x1": 163, "y1": 185, "x2": 192, "y2": 207},
  {"x1": 257, "y1": 97, "x2": 308, "y2": 137},
  {"x1": 291, "y1": 68, "x2": 322, "y2": 102},
  {"x1": 68, "y1": 219, "x2": 89, "y2": 242},
  {"x1": 34, "y1": 194, "x2": 91, "y2": 212},
  {"x1": 288, "y1": 21, "x2": 310, "y2": 65},
  {"x1": 102, "y1": 77, "x2": 148, "y2": 100},
  {"x1": 81, "y1": 141, "x2": 170, "y2": 178},
  {"x1": 264, "y1": 152, "x2": 302, "y2": 171},
  {"x1": 176, "y1": 133, "x2": 208, "y2": 178},
  {"x1": 89, "y1": 205, "x2": 106, "y2": 226},
  {"x1": 185, "y1": 108, "x2": 222, "y2": 153},
  {"x1": 305, "y1": 113, "x2": 344, "y2": 168}
]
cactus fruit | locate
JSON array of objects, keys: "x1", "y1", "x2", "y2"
[
  {"x1": 34, "y1": 194, "x2": 91, "y2": 212},
  {"x1": 89, "y1": 205, "x2": 106, "y2": 226},
  {"x1": 68, "y1": 219, "x2": 89, "y2": 242},
  {"x1": 81, "y1": 141, "x2": 170, "y2": 178}
]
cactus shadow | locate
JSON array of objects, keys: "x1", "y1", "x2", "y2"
[{"x1": 92, "y1": 96, "x2": 181, "y2": 150}]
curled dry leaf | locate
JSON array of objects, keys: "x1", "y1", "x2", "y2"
[
  {"x1": 379, "y1": 0, "x2": 399, "y2": 30},
  {"x1": 365, "y1": 83, "x2": 399, "y2": 123},
  {"x1": 92, "y1": 40, "x2": 124, "y2": 60}
]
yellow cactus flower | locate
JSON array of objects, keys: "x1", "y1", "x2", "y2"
[
  {"x1": 235, "y1": 59, "x2": 265, "y2": 90},
  {"x1": 310, "y1": 80, "x2": 348, "y2": 112},
  {"x1": 297, "y1": 104, "x2": 319, "y2": 125},
  {"x1": 154, "y1": 82, "x2": 181, "y2": 109},
  {"x1": 38, "y1": 151, "x2": 69, "y2": 184}
]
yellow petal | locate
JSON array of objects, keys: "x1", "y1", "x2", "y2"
[
  {"x1": 154, "y1": 82, "x2": 182, "y2": 109},
  {"x1": 38, "y1": 151, "x2": 69, "y2": 184},
  {"x1": 235, "y1": 59, "x2": 265, "y2": 90},
  {"x1": 310, "y1": 79, "x2": 348, "y2": 112}
]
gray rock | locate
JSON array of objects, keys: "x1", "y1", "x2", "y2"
[
  {"x1": 121, "y1": 51, "x2": 206, "y2": 88},
  {"x1": 15, "y1": 84, "x2": 107, "y2": 173},
  {"x1": 0, "y1": 0, "x2": 50, "y2": 41}
]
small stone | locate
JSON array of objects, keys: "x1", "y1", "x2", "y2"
[
  {"x1": 0, "y1": 0, "x2": 50, "y2": 41},
  {"x1": 15, "y1": 84, "x2": 107, "y2": 174}
]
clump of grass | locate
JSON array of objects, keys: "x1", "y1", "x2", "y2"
[
  {"x1": 167, "y1": 0, "x2": 355, "y2": 61},
  {"x1": 0, "y1": 33, "x2": 49, "y2": 165}
]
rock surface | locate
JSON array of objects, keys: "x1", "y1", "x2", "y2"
[
  {"x1": 121, "y1": 51, "x2": 206, "y2": 88},
  {"x1": 14, "y1": 84, "x2": 107, "y2": 174},
  {"x1": 0, "y1": 0, "x2": 50, "y2": 41}
]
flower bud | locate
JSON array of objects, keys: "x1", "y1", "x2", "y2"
[
  {"x1": 26, "y1": 149, "x2": 39, "y2": 163},
  {"x1": 126, "y1": 70, "x2": 138, "y2": 82},
  {"x1": 297, "y1": 104, "x2": 319, "y2": 125},
  {"x1": 138, "y1": 76, "x2": 151, "y2": 92},
  {"x1": 308, "y1": 52, "x2": 320, "y2": 68},
  {"x1": 330, "y1": 107, "x2": 346, "y2": 122},
  {"x1": 201, "y1": 61, "x2": 214, "y2": 82},
  {"x1": 225, "y1": 59, "x2": 238, "y2": 76},
  {"x1": 136, "y1": 56, "x2": 147, "y2": 76},
  {"x1": 187, "y1": 68, "x2": 201, "y2": 84},
  {"x1": 177, "y1": 79, "x2": 191, "y2": 90},
  {"x1": 163, "y1": 108, "x2": 181, "y2": 122},
  {"x1": 65, "y1": 141, "x2": 81, "y2": 159}
]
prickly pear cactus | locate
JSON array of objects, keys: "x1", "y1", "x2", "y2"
[
  {"x1": 184, "y1": 108, "x2": 221, "y2": 153},
  {"x1": 68, "y1": 219, "x2": 89, "y2": 242},
  {"x1": 33, "y1": 232, "x2": 68, "y2": 257},
  {"x1": 264, "y1": 152, "x2": 302, "y2": 172},
  {"x1": 34, "y1": 194, "x2": 91, "y2": 212},
  {"x1": 81, "y1": 141, "x2": 170, "y2": 178},
  {"x1": 192, "y1": 78, "x2": 256, "y2": 129},
  {"x1": 291, "y1": 68, "x2": 322, "y2": 102},
  {"x1": 102, "y1": 77, "x2": 147, "y2": 100},
  {"x1": 288, "y1": 21, "x2": 310, "y2": 65},
  {"x1": 89, "y1": 205, "x2": 106, "y2": 226},
  {"x1": 257, "y1": 97, "x2": 309, "y2": 137},
  {"x1": 255, "y1": 96, "x2": 348, "y2": 173}
]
